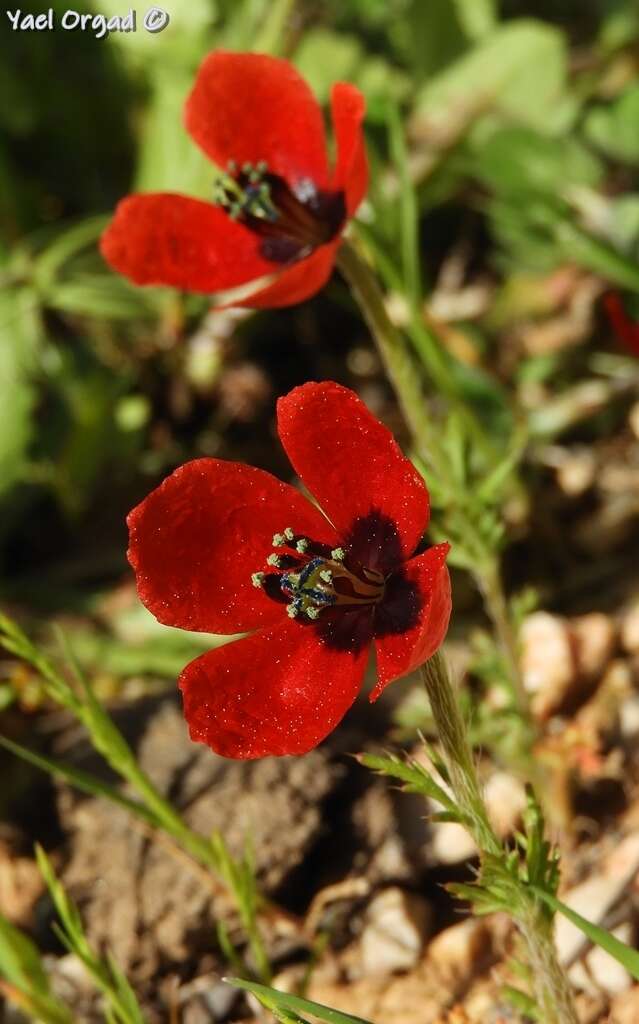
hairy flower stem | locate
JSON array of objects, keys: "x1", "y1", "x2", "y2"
[
  {"x1": 336, "y1": 240, "x2": 435, "y2": 462},
  {"x1": 421, "y1": 651, "x2": 578, "y2": 1024},
  {"x1": 519, "y1": 911, "x2": 580, "y2": 1024}
]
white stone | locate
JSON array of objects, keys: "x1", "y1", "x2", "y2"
[
  {"x1": 360, "y1": 887, "x2": 431, "y2": 976},
  {"x1": 484, "y1": 771, "x2": 527, "y2": 837},
  {"x1": 427, "y1": 918, "x2": 489, "y2": 978},
  {"x1": 556, "y1": 450, "x2": 596, "y2": 496},
  {"x1": 429, "y1": 820, "x2": 477, "y2": 865},
  {"x1": 621, "y1": 604, "x2": 639, "y2": 654},
  {"x1": 587, "y1": 923, "x2": 634, "y2": 995},
  {"x1": 572, "y1": 612, "x2": 617, "y2": 679},
  {"x1": 628, "y1": 401, "x2": 639, "y2": 441},
  {"x1": 520, "y1": 611, "x2": 577, "y2": 718},
  {"x1": 555, "y1": 833, "x2": 639, "y2": 965},
  {"x1": 620, "y1": 694, "x2": 639, "y2": 741}
]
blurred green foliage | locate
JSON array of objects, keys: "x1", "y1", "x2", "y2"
[{"x1": 1, "y1": 0, "x2": 639, "y2": 648}]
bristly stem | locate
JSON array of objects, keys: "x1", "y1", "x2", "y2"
[
  {"x1": 336, "y1": 239, "x2": 435, "y2": 462},
  {"x1": 421, "y1": 651, "x2": 578, "y2": 1024}
]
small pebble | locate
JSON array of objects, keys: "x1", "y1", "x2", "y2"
[{"x1": 360, "y1": 887, "x2": 432, "y2": 976}]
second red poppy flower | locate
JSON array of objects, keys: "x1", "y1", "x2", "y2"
[
  {"x1": 100, "y1": 51, "x2": 367, "y2": 308},
  {"x1": 127, "y1": 382, "x2": 451, "y2": 759}
]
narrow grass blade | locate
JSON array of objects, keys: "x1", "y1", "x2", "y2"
[
  {"x1": 532, "y1": 886, "x2": 639, "y2": 981},
  {"x1": 225, "y1": 978, "x2": 374, "y2": 1024},
  {"x1": 0, "y1": 735, "x2": 160, "y2": 828}
]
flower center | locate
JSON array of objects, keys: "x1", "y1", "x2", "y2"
[
  {"x1": 213, "y1": 161, "x2": 346, "y2": 264},
  {"x1": 251, "y1": 527, "x2": 385, "y2": 621}
]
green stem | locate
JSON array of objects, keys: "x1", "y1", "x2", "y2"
[
  {"x1": 421, "y1": 651, "x2": 577, "y2": 1024},
  {"x1": 336, "y1": 240, "x2": 435, "y2": 461},
  {"x1": 519, "y1": 911, "x2": 580, "y2": 1024},
  {"x1": 421, "y1": 651, "x2": 500, "y2": 856}
]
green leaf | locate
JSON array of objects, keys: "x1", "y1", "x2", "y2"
[
  {"x1": 390, "y1": 0, "x2": 468, "y2": 80},
  {"x1": 0, "y1": 915, "x2": 72, "y2": 1024},
  {"x1": 585, "y1": 84, "x2": 639, "y2": 164},
  {"x1": 413, "y1": 20, "x2": 571, "y2": 136},
  {"x1": 532, "y1": 887, "x2": 639, "y2": 982},
  {"x1": 358, "y1": 751, "x2": 457, "y2": 813},
  {"x1": 387, "y1": 102, "x2": 421, "y2": 310},
  {"x1": 474, "y1": 127, "x2": 602, "y2": 197},
  {"x1": 99, "y1": 0, "x2": 213, "y2": 63},
  {"x1": 501, "y1": 984, "x2": 540, "y2": 1020},
  {"x1": 252, "y1": 0, "x2": 296, "y2": 55},
  {"x1": 48, "y1": 275, "x2": 157, "y2": 320},
  {"x1": 134, "y1": 66, "x2": 212, "y2": 195},
  {"x1": 0, "y1": 288, "x2": 41, "y2": 500},
  {"x1": 294, "y1": 30, "x2": 361, "y2": 97},
  {"x1": 451, "y1": 0, "x2": 498, "y2": 41},
  {"x1": 294, "y1": 28, "x2": 409, "y2": 114},
  {"x1": 33, "y1": 216, "x2": 107, "y2": 290},
  {"x1": 0, "y1": 916, "x2": 53, "y2": 1000},
  {"x1": 226, "y1": 978, "x2": 375, "y2": 1024},
  {"x1": 36, "y1": 846, "x2": 146, "y2": 1024}
]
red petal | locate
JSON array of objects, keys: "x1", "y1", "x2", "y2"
[
  {"x1": 230, "y1": 242, "x2": 339, "y2": 309},
  {"x1": 179, "y1": 619, "x2": 369, "y2": 758},
  {"x1": 371, "y1": 543, "x2": 452, "y2": 700},
  {"x1": 100, "y1": 194, "x2": 275, "y2": 292},
  {"x1": 185, "y1": 51, "x2": 329, "y2": 190},
  {"x1": 277, "y1": 382, "x2": 430, "y2": 570},
  {"x1": 127, "y1": 458, "x2": 338, "y2": 635},
  {"x1": 603, "y1": 290, "x2": 639, "y2": 357},
  {"x1": 331, "y1": 83, "x2": 368, "y2": 216}
]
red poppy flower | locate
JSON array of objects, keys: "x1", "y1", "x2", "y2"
[
  {"x1": 603, "y1": 290, "x2": 639, "y2": 357},
  {"x1": 100, "y1": 51, "x2": 367, "y2": 309},
  {"x1": 127, "y1": 382, "x2": 451, "y2": 759}
]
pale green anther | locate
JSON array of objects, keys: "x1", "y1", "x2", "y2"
[
  {"x1": 251, "y1": 572, "x2": 265, "y2": 588},
  {"x1": 331, "y1": 547, "x2": 345, "y2": 561},
  {"x1": 227, "y1": 159, "x2": 237, "y2": 172},
  {"x1": 287, "y1": 573, "x2": 301, "y2": 587},
  {"x1": 296, "y1": 538, "x2": 309, "y2": 553},
  {"x1": 249, "y1": 170, "x2": 261, "y2": 184},
  {"x1": 319, "y1": 569, "x2": 332, "y2": 583},
  {"x1": 266, "y1": 554, "x2": 280, "y2": 567},
  {"x1": 284, "y1": 527, "x2": 294, "y2": 540},
  {"x1": 306, "y1": 607, "x2": 320, "y2": 620},
  {"x1": 242, "y1": 161, "x2": 252, "y2": 173},
  {"x1": 272, "y1": 533, "x2": 285, "y2": 547},
  {"x1": 256, "y1": 160, "x2": 268, "y2": 173},
  {"x1": 286, "y1": 604, "x2": 298, "y2": 618}
]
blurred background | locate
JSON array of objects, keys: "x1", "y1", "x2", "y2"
[{"x1": 2, "y1": 0, "x2": 639, "y2": 1021}]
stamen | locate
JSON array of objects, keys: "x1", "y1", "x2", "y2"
[
  {"x1": 253, "y1": 531, "x2": 384, "y2": 625},
  {"x1": 282, "y1": 572, "x2": 301, "y2": 588},
  {"x1": 213, "y1": 161, "x2": 278, "y2": 224}
]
